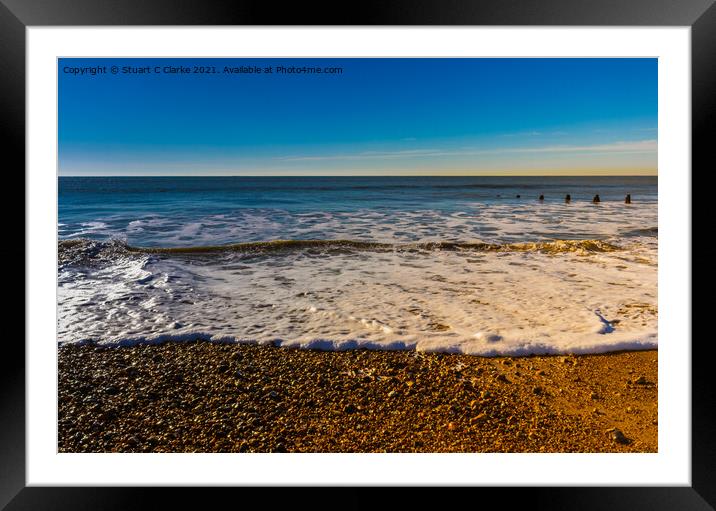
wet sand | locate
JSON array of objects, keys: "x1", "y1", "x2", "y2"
[{"x1": 58, "y1": 343, "x2": 657, "y2": 453}]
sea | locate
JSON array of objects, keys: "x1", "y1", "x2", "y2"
[{"x1": 58, "y1": 176, "x2": 658, "y2": 355}]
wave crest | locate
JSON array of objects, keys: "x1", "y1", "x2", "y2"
[
  {"x1": 135, "y1": 238, "x2": 621, "y2": 255},
  {"x1": 59, "y1": 237, "x2": 621, "y2": 265},
  {"x1": 59, "y1": 238, "x2": 132, "y2": 266}
]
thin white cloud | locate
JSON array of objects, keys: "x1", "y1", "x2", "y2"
[
  {"x1": 277, "y1": 148, "x2": 444, "y2": 162},
  {"x1": 276, "y1": 140, "x2": 657, "y2": 162}
]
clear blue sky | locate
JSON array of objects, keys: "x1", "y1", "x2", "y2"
[{"x1": 59, "y1": 58, "x2": 657, "y2": 176}]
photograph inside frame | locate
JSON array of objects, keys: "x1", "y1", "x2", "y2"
[{"x1": 57, "y1": 57, "x2": 658, "y2": 453}]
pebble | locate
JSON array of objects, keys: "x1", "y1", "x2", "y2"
[
  {"x1": 606, "y1": 428, "x2": 631, "y2": 445},
  {"x1": 470, "y1": 413, "x2": 488, "y2": 425}
]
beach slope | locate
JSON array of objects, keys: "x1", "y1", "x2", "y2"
[{"x1": 58, "y1": 343, "x2": 657, "y2": 453}]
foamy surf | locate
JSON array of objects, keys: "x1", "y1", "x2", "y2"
[
  {"x1": 61, "y1": 330, "x2": 657, "y2": 356},
  {"x1": 58, "y1": 177, "x2": 657, "y2": 356},
  {"x1": 58, "y1": 235, "x2": 657, "y2": 356}
]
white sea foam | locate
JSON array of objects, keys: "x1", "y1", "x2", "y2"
[
  {"x1": 60, "y1": 201, "x2": 657, "y2": 247},
  {"x1": 58, "y1": 201, "x2": 658, "y2": 356}
]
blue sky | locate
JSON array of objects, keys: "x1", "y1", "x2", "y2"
[{"x1": 59, "y1": 58, "x2": 657, "y2": 176}]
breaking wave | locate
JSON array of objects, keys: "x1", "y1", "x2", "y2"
[{"x1": 59, "y1": 237, "x2": 622, "y2": 266}]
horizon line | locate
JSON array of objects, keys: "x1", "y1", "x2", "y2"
[
  {"x1": 58, "y1": 169, "x2": 658, "y2": 177},
  {"x1": 58, "y1": 173, "x2": 658, "y2": 178}
]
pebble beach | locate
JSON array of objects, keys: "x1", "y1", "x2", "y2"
[{"x1": 58, "y1": 343, "x2": 657, "y2": 453}]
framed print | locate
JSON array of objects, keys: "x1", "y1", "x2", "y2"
[{"x1": 4, "y1": 0, "x2": 713, "y2": 508}]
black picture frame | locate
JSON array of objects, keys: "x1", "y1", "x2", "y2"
[{"x1": 4, "y1": 0, "x2": 712, "y2": 509}]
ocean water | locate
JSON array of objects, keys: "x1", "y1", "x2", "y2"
[{"x1": 58, "y1": 176, "x2": 657, "y2": 355}]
